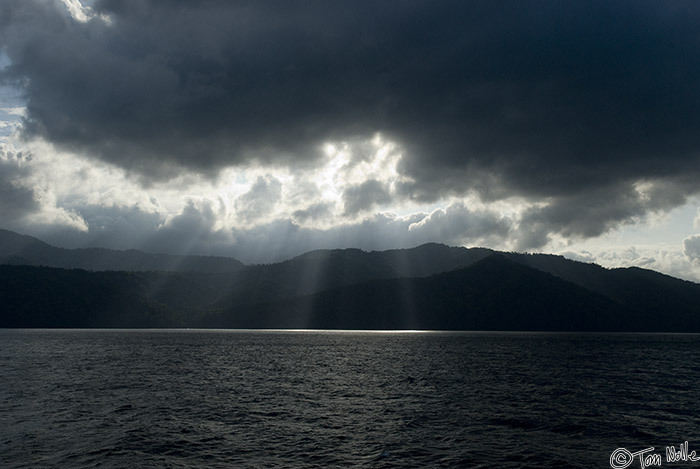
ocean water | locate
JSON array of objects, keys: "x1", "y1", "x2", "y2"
[{"x1": 2, "y1": 330, "x2": 700, "y2": 468}]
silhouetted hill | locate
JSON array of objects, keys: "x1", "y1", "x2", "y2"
[
  {"x1": 501, "y1": 252, "x2": 700, "y2": 328},
  {"x1": 2, "y1": 229, "x2": 700, "y2": 331},
  {"x1": 290, "y1": 243, "x2": 494, "y2": 279},
  {"x1": 214, "y1": 243, "x2": 494, "y2": 307},
  {"x1": 0, "y1": 264, "x2": 253, "y2": 327},
  {"x1": 0, "y1": 229, "x2": 244, "y2": 273},
  {"x1": 204, "y1": 254, "x2": 642, "y2": 330},
  {"x1": 0, "y1": 265, "x2": 173, "y2": 327}
]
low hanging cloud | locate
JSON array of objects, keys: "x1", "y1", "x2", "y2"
[
  {"x1": 34, "y1": 203, "x2": 162, "y2": 251},
  {"x1": 563, "y1": 244, "x2": 700, "y2": 283},
  {"x1": 0, "y1": 151, "x2": 38, "y2": 223},
  {"x1": 342, "y1": 180, "x2": 393, "y2": 216},
  {"x1": 408, "y1": 203, "x2": 511, "y2": 246},
  {"x1": 684, "y1": 235, "x2": 700, "y2": 264},
  {"x1": 515, "y1": 179, "x2": 697, "y2": 250},
  {"x1": 234, "y1": 175, "x2": 282, "y2": 224},
  {"x1": 223, "y1": 204, "x2": 512, "y2": 264},
  {"x1": 143, "y1": 199, "x2": 235, "y2": 256},
  {"x1": 14, "y1": 197, "x2": 510, "y2": 264}
]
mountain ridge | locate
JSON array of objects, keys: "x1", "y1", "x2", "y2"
[
  {"x1": 0, "y1": 229, "x2": 245, "y2": 273},
  {"x1": 204, "y1": 254, "x2": 639, "y2": 331},
  {"x1": 1, "y1": 228, "x2": 699, "y2": 331}
]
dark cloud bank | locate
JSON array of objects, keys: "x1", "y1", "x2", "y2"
[{"x1": 2, "y1": 0, "x2": 700, "y2": 253}]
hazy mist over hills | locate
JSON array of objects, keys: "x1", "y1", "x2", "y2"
[
  {"x1": 1, "y1": 229, "x2": 699, "y2": 331},
  {"x1": 0, "y1": 229, "x2": 244, "y2": 273}
]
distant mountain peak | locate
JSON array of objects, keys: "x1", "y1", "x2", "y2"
[{"x1": 0, "y1": 228, "x2": 244, "y2": 273}]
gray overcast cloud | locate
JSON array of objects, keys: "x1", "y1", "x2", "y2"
[{"x1": 1, "y1": 0, "x2": 700, "y2": 278}]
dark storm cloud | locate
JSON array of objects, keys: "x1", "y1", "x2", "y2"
[
  {"x1": 3, "y1": 0, "x2": 700, "y2": 234},
  {"x1": 342, "y1": 180, "x2": 392, "y2": 216},
  {"x1": 410, "y1": 203, "x2": 511, "y2": 244},
  {"x1": 65, "y1": 203, "x2": 163, "y2": 249},
  {"x1": 23, "y1": 202, "x2": 164, "y2": 250},
  {"x1": 292, "y1": 202, "x2": 335, "y2": 224},
  {"x1": 515, "y1": 178, "x2": 696, "y2": 249}
]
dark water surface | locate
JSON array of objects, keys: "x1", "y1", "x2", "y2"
[{"x1": 2, "y1": 330, "x2": 700, "y2": 468}]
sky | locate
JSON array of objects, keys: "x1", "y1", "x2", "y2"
[{"x1": 1, "y1": 0, "x2": 700, "y2": 281}]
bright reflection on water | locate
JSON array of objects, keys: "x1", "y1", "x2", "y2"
[{"x1": 2, "y1": 329, "x2": 700, "y2": 468}]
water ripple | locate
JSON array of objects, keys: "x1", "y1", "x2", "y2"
[{"x1": 2, "y1": 330, "x2": 700, "y2": 467}]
